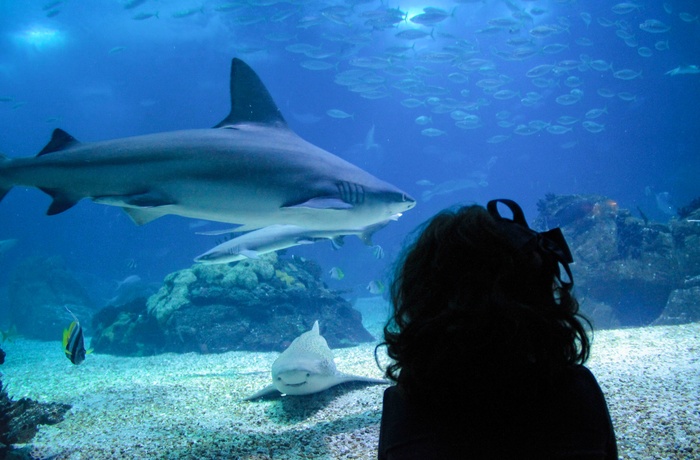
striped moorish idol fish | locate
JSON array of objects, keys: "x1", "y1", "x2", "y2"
[{"x1": 62, "y1": 307, "x2": 90, "y2": 365}]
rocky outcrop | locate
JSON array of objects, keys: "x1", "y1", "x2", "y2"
[
  {"x1": 0, "y1": 378, "x2": 71, "y2": 458},
  {"x1": 89, "y1": 297, "x2": 164, "y2": 357},
  {"x1": 652, "y1": 276, "x2": 700, "y2": 326},
  {"x1": 91, "y1": 254, "x2": 374, "y2": 355},
  {"x1": 535, "y1": 194, "x2": 698, "y2": 328},
  {"x1": 7, "y1": 256, "x2": 93, "y2": 341}
]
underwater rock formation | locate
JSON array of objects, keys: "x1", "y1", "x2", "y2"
[
  {"x1": 670, "y1": 202, "x2": 700, "y2": 278},
  {"x1": 91, "y1": 253, "x2": 374, "y2": 355},
  {"x1": 653, "y1": 198, "x2": 700, "y2": 326},
  {"x1": 0, "y1": 379, "x2": 71, "y2": 457},
  {"x1": 7, "y1": 256, "x2": 93, "y2": 340},
  {"x1": 89, "y1": 297, "x2": 164, "y2": 357},
  {"x1": 652, "y1": 283, "x2": 700, "y2": 326},
  {"x1": 534, "y1": 194, "x2": 696, "y2": 328}
]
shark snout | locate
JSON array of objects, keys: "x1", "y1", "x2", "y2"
[
  {"x1": 402, "y1": 193, "x2": 417, "y2": 210},
  {"x1": 275, "y1": 370, "x2": 311, "y2": 390}
]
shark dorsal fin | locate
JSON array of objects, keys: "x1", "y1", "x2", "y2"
[
  {"x1": 37, "y1": 129, "x2": 80, "y2": 156},
  {"x1": 214, "y1": 58, "x2": 288, "y2": 129}
]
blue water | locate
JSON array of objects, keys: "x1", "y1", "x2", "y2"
[{"x1": 0, "y1": 0, "x2": 698, "y2": 299}]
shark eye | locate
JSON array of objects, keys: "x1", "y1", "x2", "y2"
[{"x1": 306, "y1": 373, "x2": 310, "y2": 377}]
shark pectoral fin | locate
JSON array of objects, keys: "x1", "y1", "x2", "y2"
[
  {"x1": 240, "y1": 249, "x2": 259, "y2": 259},
  {"x1": 335, "y1": 373, "x2": 389, "y2": 386},
  {"x1": 121, "y1": 208, "x2": 168, "y2": 226},
  {"x1": 41, "y1": 189, "x2": 81, "y2": 215},
  {"x1": 94, "y1": 192, "x2": 175, "y2": 225},
  {"x1": 243, "y1": 384, "x2": 280, "y2": 401},
  {"x1": 282, "y1": 197, "x2": 352, "y2": 210}
]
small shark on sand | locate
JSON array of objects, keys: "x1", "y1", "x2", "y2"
[
  {"x1": 244, "y1": 321, "x2": 387, "y2": 400},
  {"x1": 0, "y1": 58, "x2": 415, "y2": 231}
]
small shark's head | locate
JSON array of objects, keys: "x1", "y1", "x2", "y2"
[
  {"x1": 271, "y1": 350, "x2": 338, "y2": 395},
  {"x1": 194, "y1": 242, "x2": 246, "y2": 265}
]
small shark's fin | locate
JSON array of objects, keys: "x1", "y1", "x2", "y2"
[
  {"x1": 121, "y1": 207, "x2": 168, "y2": 225},
  {"x1": 331, "y1": 236, "x2": 345, "y2": 249},
  {"x1": 40, "y1": 188, "x2": 81, "y2": 215},
  {"x1": 243, "y1": 384, "x2": 280, "y2": 401},
  {"x1": 282, "y1": 197, "x2": 353, "y2": 210},
  {"x1": 37, "y1": 129, "x2": 80, "y2": 156},
  {"x1": 214, "y1": 58, "x2": 288, "y2": 129}
]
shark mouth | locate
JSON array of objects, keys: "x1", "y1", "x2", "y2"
[{"x1": 283, "y1": 382, "x2": 307, "y2": 387}]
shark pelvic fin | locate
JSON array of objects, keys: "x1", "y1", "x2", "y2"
[
  {"x1": 214, "y1": 58, "x2": 288, "y2": 129},
  {"x1": 37, "y1": 129, "x2": 80, "y2": 156}
]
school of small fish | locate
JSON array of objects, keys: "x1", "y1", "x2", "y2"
[
  {"x1": 17, "y1": 1, "x2": 695, "y2": 145},
  {"x1": 58, "y1": 0, "x2": 700, "y2": 144}
]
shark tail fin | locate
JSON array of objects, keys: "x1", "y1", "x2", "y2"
[{"x1": 37, "y1": 128, "x2": 80, "y2": 156}]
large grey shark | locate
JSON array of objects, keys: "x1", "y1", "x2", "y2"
[
  {"x1": 244, "y1": 321, "x2": 387, "y2": 400},
  {"x1": 0, "y1": 58, "x2": 415, "y2": 230},
  {"x1": 195, "y1": 219, "x2": 392, "y2": 264}
]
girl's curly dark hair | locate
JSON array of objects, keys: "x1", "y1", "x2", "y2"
[{"x1": 376, "y1": 204, "x2": 591, "y2": 414}]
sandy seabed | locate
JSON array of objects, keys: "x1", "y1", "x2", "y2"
[{"x1": 1, "y1": 301, "x2": 698, "y2": 460}]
